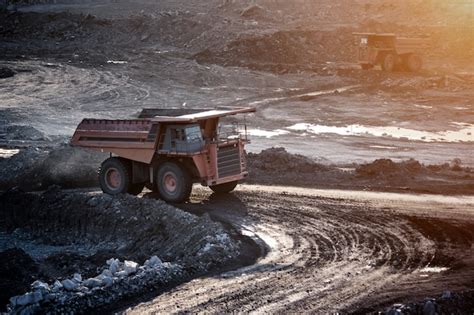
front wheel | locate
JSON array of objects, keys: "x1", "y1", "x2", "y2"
[
  {"x1": 405, "y1": 54, "x2": 422, "y2": 72},
  {"x1": 157, "y1": 162, "x2": 192, "y2": 203},
  {"x1": 99, "y1": 157, "x2": 132, "y2": 195},
  {"x1": 381, "y1": 53, "x2": 396, "y2": 72},
  {"x1": 210, "y1": 181, "x2": 238, "y2": 194}
]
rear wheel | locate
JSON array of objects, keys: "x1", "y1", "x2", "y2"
[
  {"x1": 157, "y1": 162, "x2": 192, "y2": 203},
  {"x1": 210, "y1": 181, "x2": 238, "y2": 194},
  {"x1": 405, "y1": 54, "x2": 422, "y2": 72},
  {"x1": 381, "y1": 53, "x2": 396, "y2": 72},
  {"x1": 99, "y1": 157, "x2": 132, "y2": 195}
]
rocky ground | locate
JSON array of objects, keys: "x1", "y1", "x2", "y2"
[
  {"x1": 0, "y1": 0, "x2": 473, "y2": 314},
  {"x1": 0, "y1": 187, "x2": 244, "y2": 313}
]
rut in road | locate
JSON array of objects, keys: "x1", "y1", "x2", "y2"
[{"x1": 127, "y1": 187, "x2": 474, "y2": 313}]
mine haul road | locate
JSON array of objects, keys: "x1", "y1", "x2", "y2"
[{"x1": 125, "y1": 184, "x2": 474, "y2": 313}]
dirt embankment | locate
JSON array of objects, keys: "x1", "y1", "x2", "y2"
[
  {"x1": 0, "y1": 186, "x2": 242, "y2": 313},
  {"x1": 2, "y1": 5, "x2": 471, "y2": 75},
  {"x1": 0, "y1": 9, "x2": 213, "y2": 64},
  {"x1": 246, "y1": 147, "x2": 474, "y2": 195},
  {"x1": 194, "y1": 28, "x2": 356, "y2": 74},
  {"x1": 1, "y1": 145, "x2": 473, "y2": 195},
  {"x1": 0, "y1": 145, "x2": 105, "y2": 190},
  {"x1": 378, "y1": 290, "x2": 474, "y2": 315}
]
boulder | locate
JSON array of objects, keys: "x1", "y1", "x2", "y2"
[
  {"x1": 422, "y1": 300, "x2": 436, "y2": 315},
  {"x1": 73, "y1": 273, "x2": 82, "y2": 282},
  {"x1": 31, "y1": 280, "x2": 50, "y2": 292},
  {"x1": 124, "y1": 260, "x2": 138, "y2": 275},
  {"x1": 83, "y1": 277, "x2": 103, "y2": 288},
  {"x1": 61, "y1": 279, "x2": 79, "y2": 291},
  {"x1": 107, "y1": 258, "x2": 120, "y2": 274},
  {"x1": 9, "y1": 291, "x2": 43, "y2": 307},
  {"x1": 144, "y1": 255, "x2": 162, "y2": 268},
  {"x1": 52, "y1": 280, "x2": 63, "y2": 292}
]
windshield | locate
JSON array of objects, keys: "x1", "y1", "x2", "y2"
[{"x1": 185, "y1": 125, "x2": 203, "y2": 142}]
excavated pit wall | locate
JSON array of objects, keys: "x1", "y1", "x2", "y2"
[{"x1": 0, "y1": 186, "x2": 241, "y2": 313}]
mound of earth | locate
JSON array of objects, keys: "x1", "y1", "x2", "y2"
[
  {"x1": 381, "y1": 290, "x2": 474, "y2": 315},
  {"x1": 246, "y1": 147, "x2": 474, "y2": 195},
  {"x1": 4, "y1": 125, "x2": 47, "y2": 141},
  {"x1": 356, "y1": 158, "x2": 424, "y2": 179},
  {"x1": 240, "y1": 4, "x2": 266, "y2": 19},
  {"x1": 356, "y1": 158, "x2": 471, "y2": 179},
  {"x1": 246, "y1": 147, "x2": 348, "y2": 186},
  {"x1": 0, "y1": 187, "x2": 241, "y2": 313},
  {"x1": 194, "y1": 29, "x2": 356, "y2": 74},
  {"x1": 0, "y1": 67, "x2": 15, "y2": 79},
  {"x1": 0, "y1": 145, "x2": 105, "y2": 190},
  {"x1": 248, "y1": 147, "x2": 329, "y2": 173}
]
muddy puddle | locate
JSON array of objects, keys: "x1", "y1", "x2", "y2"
[
  {"x1": 287, "y1": 123, "x2": 474, "y2": 143},
  {"x1": 0, "y1": 148, "x2": 19, "y2": 158},
  {"x1": 245, "y1": 123, "x2": 474, "y2": 143}
]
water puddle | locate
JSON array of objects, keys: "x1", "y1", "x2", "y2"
[
  {"x1": 246, "y1": 129, "x2": 289, "y2": 138},
  {"x1": 106, "y1": 60, "x2": 128, "y2": 64},
  {"x1": 369, "y1": 145, "x2": 398, "y2": 150},
  {"x1": 0, "y1": 148, "x2": 20, "y2": 158},
  {"x1": 246, "y1": 122, "x2": 474, "y2": 143},
  {"x1": 414, "y1": 104, "x2": 432, "y2": 109},
  {"x1": 419, "y1": 266, "x2": 449, "y2": 273},
  {"x1": 248, "y1": 85, "x2": 358, "y2": 106},
  {"x1": 287, "y1": 123, "x2": 474, "y2": 143},
  {"x1": 297, "y1": 85, "x2": 358, "y2": 98}
]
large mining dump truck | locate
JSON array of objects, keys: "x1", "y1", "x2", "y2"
[
  {"x1": 71, "y1": 107, "x2": 256, "y2": 202},
  {"x1": 353, "y1": 33, "x2": 430, "y2": 72}
]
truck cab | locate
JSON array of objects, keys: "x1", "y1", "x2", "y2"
[{"x1": 160, "y1": 124, "x2": 204, "y2": 153}]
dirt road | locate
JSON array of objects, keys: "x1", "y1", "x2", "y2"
[{"x1": 126, "y1": 185, "x2": 474, "y2": 313}]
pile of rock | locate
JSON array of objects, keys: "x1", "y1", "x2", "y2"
[
  {"x1": 384, "y1": 290, "x2": 474, "y2": 314},
  {"x1": 8, "y1": 256, "x2": 181, "y2": 314},
  {"x1": 1, "y1": 188, "x2": 242, "y2": 313},
  {"x1": 247, "y1": 147, "x2": 329, "y2": 173}
]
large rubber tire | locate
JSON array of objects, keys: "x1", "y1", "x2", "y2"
[
  {"x1": 99, "y1": 157, "x2": 132, "y2": 195},
  {"x1": 156, "y1": 162, "x2": 192, "y2": 203},
  {"x1": 210, "y1": 181, "x2": 238, "y2": 194},
  {"x1": 405, "y1": 54, "x2": 422, "y2": 72},
  {"x1": 381, "y1": 53, "x2": 396, "y2": 72}
]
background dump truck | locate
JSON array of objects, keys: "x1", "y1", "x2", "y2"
[
  {"x1": 353, "y1": 33, "x2": 430, "y2": 72},
  {"x1": 71, "y1": 107, "x2": 256, "y2": 202}
]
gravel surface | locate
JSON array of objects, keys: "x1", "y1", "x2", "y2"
[{"x1": 127, "y1": 185, "x2": 474, "y2": 314}]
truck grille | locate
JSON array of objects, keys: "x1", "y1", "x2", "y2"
[{"x1": 217, "y1": 145, "x2": 241, "y2": 177}]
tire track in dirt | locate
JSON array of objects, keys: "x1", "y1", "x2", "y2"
[
  {"x1": 127, "y1": 185, "x2": 474, "y2": 314},
  {"x1": 0, "y1": 60, "x2": 151, "y2": 135}
]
